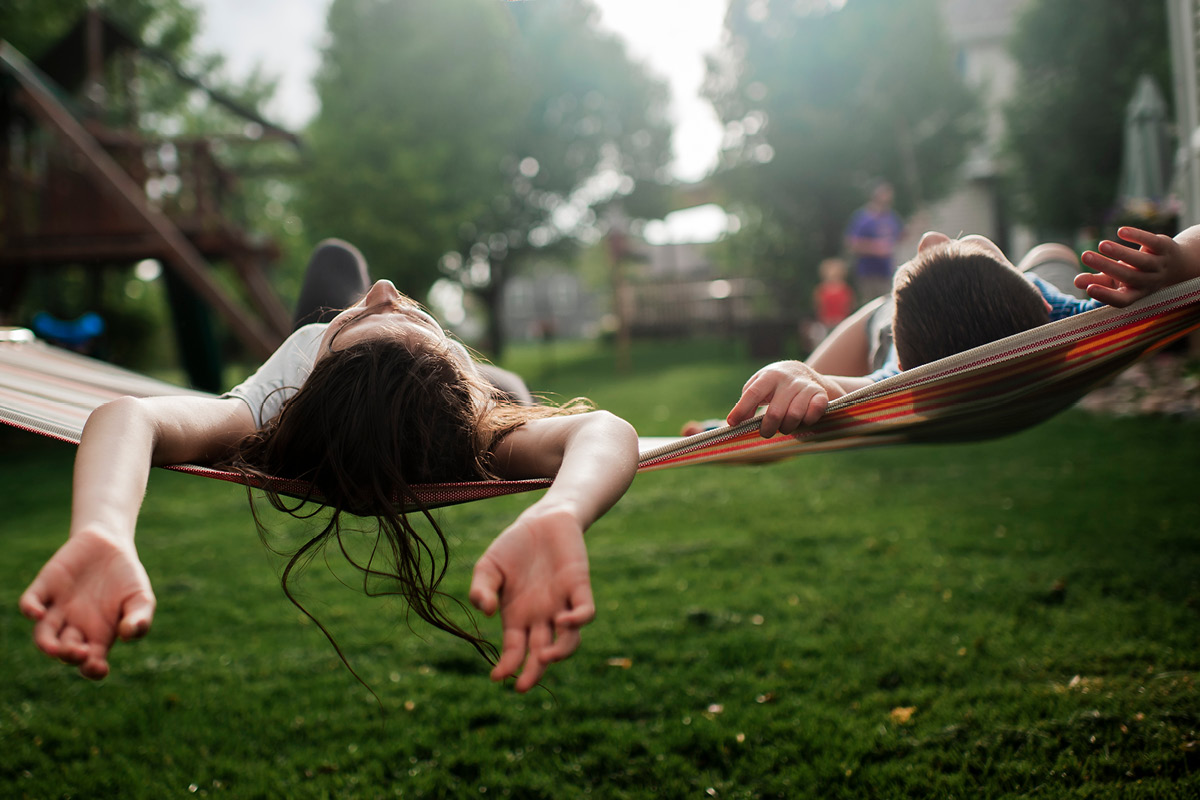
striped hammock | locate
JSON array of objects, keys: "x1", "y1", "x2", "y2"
[{"x1": 4, "y1": 276, "x2": 1200, "y2": 509}]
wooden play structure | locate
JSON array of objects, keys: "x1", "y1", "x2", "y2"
[{"x1": 0, "y1": 10, "x2": 296, "y2": 389}]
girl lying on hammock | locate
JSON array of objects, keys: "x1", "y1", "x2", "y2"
[
  {"x1": 723, "y1": 224, "x2": 1200, "y2": 437},
  {"x1": 19, "y1": 241, "x2": 638, "y2": 693}
]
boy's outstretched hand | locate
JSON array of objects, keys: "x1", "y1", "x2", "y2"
[
  {"x1": 727, "y1": 360, "x2": 840, "y2": 437},
  {"x1": 1078, "y1": 226, "x2": 1200, "y2": 306},
  {"x1": 19, "y1": 529, "x2": 156, "y2": 680},
  {"x1": 469, "y1": 506, "x2": 595, "y2": 693}
]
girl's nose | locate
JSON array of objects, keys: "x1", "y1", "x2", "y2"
[{"x1": 363, "y1": 279, "x2": 400, "y2": 305}]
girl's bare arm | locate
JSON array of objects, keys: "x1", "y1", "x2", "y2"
[
  {"x1": 489, "y1": 410, "x2": 638, "y2": 525},
  {"x1": 469, "y1": 410, "x2": 638, "y2": 692},
  {"x1": 19, "y1": 395, "x2": 255, "y2": 679}
]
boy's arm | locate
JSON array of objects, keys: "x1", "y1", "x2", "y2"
[
  {"x1": 468, "y1": 410, "x2": 637, "y2": 693},
  {"x1": 19, "y1": 396, "x2": 255, "y2": 679},
  {"x1": 1077, "y1": 225, "x2": 1200, "y2": 306},
  {"x1": 726, "y1": 361, "x2": 869, "y2": 437}
]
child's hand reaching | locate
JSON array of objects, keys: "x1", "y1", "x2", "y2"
[
  {"x1": 726, "y1": 360, "x2": 842, "y2": 437},
  {"x1": 469, "y1": 506, "x2": 594, "y2": 693},
  {"x1": 19, "y1": 529, "x2": 156, "y2": 680},
  {"x1": 1077, "y1": 226, "x2": 1200, "y2": 306}
]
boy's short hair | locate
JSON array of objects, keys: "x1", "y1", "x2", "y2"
[{"x1": 891, "y1": 241, "x2": 1050, "y2": 370}]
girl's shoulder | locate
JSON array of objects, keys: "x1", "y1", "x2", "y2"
[{"x1": 224, "y1": 324, "x2": 329, "y2": 428}]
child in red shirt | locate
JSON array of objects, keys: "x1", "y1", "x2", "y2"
[{"x1": 813, "y1": 257, "x2": 855, "y2": 335}]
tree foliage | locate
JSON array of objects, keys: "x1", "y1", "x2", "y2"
[
  {"x1": 704, "y1": 0, "x2": 979, "y2": 310},
  {"x1": 1003, "y1": 0, "x2": 1172, "y2": 236},
  {"x1": 1, "y1": 0, "x2": 228, "y2": 138},
  {"x1": 447, "y1": 0, "x2": 674, "y2": 352},
  {"x1": 1, "y1": 0, "x2": 288, "y2": 199},
  {"x1": 0, "y1": 0, "x2": 199, "y2": 61},
  {"x1": 298, "y1": 0, "x2": 673, "y2": 352},
  {"x1": 299, "y1": 0, "x2": 520, "y2": 294}
]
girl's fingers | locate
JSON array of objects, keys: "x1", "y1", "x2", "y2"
[
  {"x1": 118, "y1": 594, "x2": 155, "y2": 641},
  {"x1": 540, "y1": 626, "x2": 582, "y2": 664},
  {"x1": 58, "y1": 626, "x2": 88, "y2": 665},
  {"x1": 468, "y1": 559, "x2": 502, "y2": 617},
  {"x1": 79, "y1": 647, "x2": 110, "y2": 681},
  {"x1": 491, "y1": 626, "x2": 528, "y2": 682},
  {"x1": 514, "y1": 624, "x2": 554, "y2": 693},
  {"x1": 554, "y1": 607, "x2": 593, "y2": 628},
  {"x1": 558, "y1": 584, "x2": 595, "y2": 627},
  {"x1": 18, "y1": 588, "x2": 47, "y2": 621},
  {"x1": 31, "y1": 609, "x2": 67, "y2": 658}
]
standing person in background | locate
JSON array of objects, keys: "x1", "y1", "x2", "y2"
[{"x1": 844, "y1": 180, "x2": 905, "y2": 302}]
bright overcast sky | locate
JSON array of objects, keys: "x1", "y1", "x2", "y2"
[{"x1": 192, "y1": 0, "x2": 728, "y2": 183}]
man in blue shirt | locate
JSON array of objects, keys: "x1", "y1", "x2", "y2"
[{"x1": 844, "y1": 181, "x2": 905, "y2": 302}]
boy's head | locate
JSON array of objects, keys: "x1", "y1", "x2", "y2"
[{"x1": 891, "y1": 233, "x2": 1051, "y2": 370}]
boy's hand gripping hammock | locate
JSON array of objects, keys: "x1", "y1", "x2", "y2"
[{"x1": 4, "y1": 277, "x2": 1200, "y2": 508}]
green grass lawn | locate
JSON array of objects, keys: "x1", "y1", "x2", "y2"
[{"x1": 2, "y1": 338, "x2": 1199, "y2": 798}]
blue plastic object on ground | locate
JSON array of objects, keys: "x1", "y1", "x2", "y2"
[{"x1": 31, "y1": 311, "x2": 105, "y2": 348}]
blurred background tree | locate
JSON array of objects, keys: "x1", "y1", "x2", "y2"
[
  {"x1": 1003, "y1": 0, "x2": 1173, "y2": 239},
  {"x1": 15, "y1": 0, "x2": 1177, "y2": 367},
  {"x1": 443, "y1": 0, "x2": 674, "y2": 356},
  {"x1": 703, "y1": 0, "x2": 980, "y2": 316},
  {"x1": 298, "y1": 0, "x2": 520, "y2": 306},
  {"x1": 299, "y1": 0, "x2": 673, "y2": 356}
]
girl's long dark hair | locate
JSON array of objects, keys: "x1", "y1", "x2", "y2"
[{"x1": 224, "y1": 335, "x2": 581, "y2": 676}]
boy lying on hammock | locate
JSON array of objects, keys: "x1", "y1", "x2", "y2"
[{"x1": 726, "y1": 224, "x2": 1200, "y2": 437}]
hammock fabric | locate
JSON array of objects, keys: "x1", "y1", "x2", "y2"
[
  {"x1": 0, "y1": 329, "x2": 556, "y2": 508},
  {"x1": 4, "y1": 276, "x2": 1200, "y2": 509}
]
